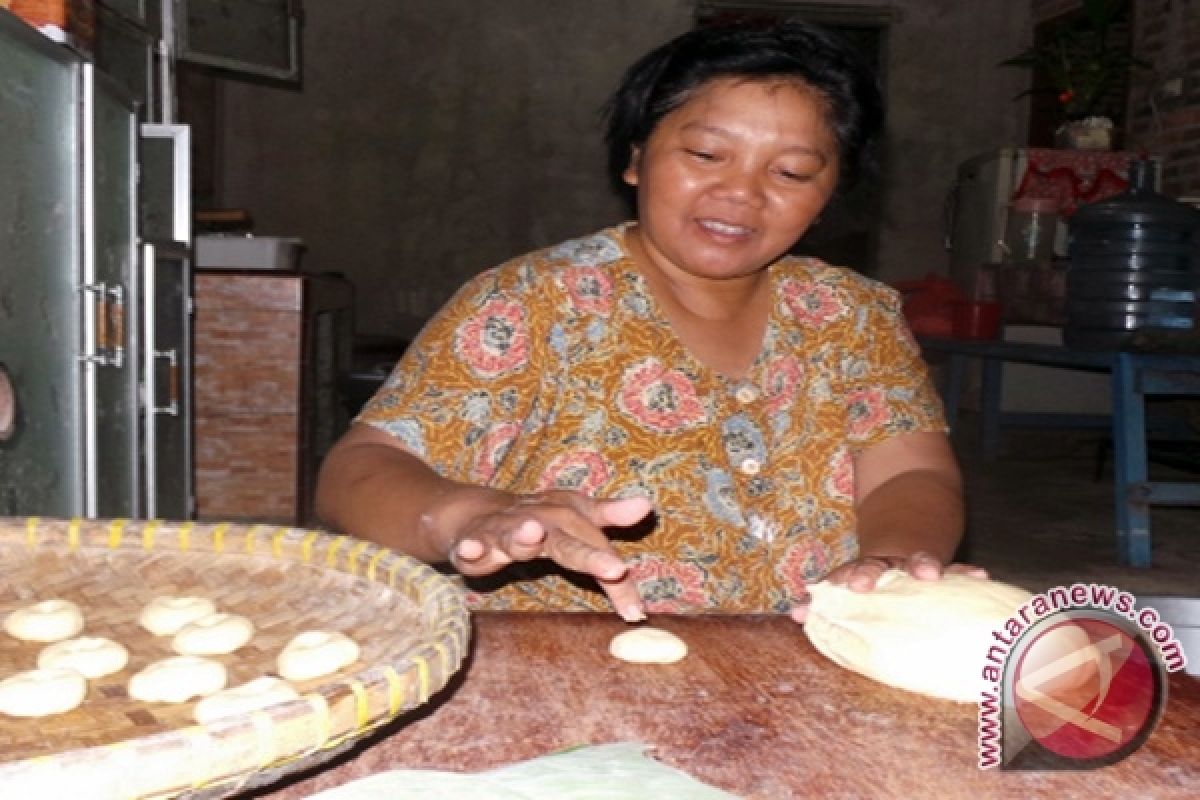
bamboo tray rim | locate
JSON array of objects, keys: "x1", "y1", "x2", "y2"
[{"x1": 0, "y1": 516, "x2": 472, "y2": 800}]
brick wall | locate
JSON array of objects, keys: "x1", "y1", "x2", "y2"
[{"x1": 1126, "y1": 0, "x2": 1200, "y2": 196}]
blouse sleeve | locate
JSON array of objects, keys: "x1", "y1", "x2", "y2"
[
  {"x1": 838, "y1": 276, "x2": 948, "y2": 450},
  {"x1": 354, "y1": 259, "x2": 553, "y2": 485}
]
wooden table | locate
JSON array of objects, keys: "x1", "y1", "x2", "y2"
[{"x1": 245, "y1": 613, "x2": 1200, "y2": 799}]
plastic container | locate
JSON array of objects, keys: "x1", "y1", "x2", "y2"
[{"x1": 1004, "y1": 196, "x2": 1060, "y2": 263}]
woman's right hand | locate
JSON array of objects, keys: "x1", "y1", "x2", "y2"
[
  {"x1": 316, "y1": 425, "x2": 654, "y2": 621},
  {"x1": 443, "y1": 490, "x2": 654, "y2": 622}
]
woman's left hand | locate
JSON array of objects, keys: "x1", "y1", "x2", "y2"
[{"x1": 789, "y1": 551, "x2": 988, "y2": 623}]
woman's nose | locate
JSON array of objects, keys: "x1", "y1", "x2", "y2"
[{"x1": 714, "y1": 166, "x2": 767, "y2": 207}]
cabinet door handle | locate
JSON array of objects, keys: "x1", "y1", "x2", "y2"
[
  {"x1": 152, "y1": 349, "x2": 179, "y2": 416},
  {"x1": 94, "y1": 288, "x2": 109, "y2": 353},
  {"x1": 107, "y1": 285, "x2": 126, "y2": 368},
  {"x1": 79, "y1": 283, "x2": 126, "y2": 368}
]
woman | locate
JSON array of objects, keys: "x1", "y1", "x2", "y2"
[{"x1": 316, "y1": 19, "x2": 980, "y2": 623}]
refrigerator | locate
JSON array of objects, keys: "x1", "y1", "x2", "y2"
[
  {"x1": 946, "y1": 147, "x2": 1036, "y2": 290},
  {"x1": 0, "y1": 10, "x2": 193, "y2": 519}
]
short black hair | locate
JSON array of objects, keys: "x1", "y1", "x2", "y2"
[{"x1": 603, "y1": 18, "x2": 884, "y2": 204}]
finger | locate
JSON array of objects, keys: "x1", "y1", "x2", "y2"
[
  {"x1": 502, "y1": 519, "x2": 548, "y2": 561},
  {"x1": 453, "y1": 537, "x2": 487, "y2": 563},
  {"x1": 789, "y1": 594, "x2": 811, "y2": 624},
  {"x1": 826, "y1": 554, "x2": 903, "y2": 590},
  {"x1": 598, "y1": 574, "x2": 646, "y2": 623},
  {"x1": 450, "y1": 533, "x2": 517, "y2": 575},
  {"x1": 822, "y1": 562, "x2": 863, "y2": 587},
  {"x1": 905, "y1": 551, "x2": 943, "y2": 581},
  {"x1": 945, "y1": 562, "x2": 990, "y2": 579},
  {"x1": 451, "y1": 518, "x2": 548, "y2": 574},
  {"x1": 825, "y1": 559, "x2": 889, "y2": 592},
  {"x1": 543, "y1": 528, "x2": 629, "y2": 583},
  {"x1": 593, "y1": 495, "x2": 654, "y2": 528},
  {"x1": 846, "y1": 563, "x2": 886, "y2": 592}
]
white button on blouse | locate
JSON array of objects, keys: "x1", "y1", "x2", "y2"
[
  {"x1": 734, "y1": 385, "x2": 758, "y2": 404},
  {"x1": 739, "y1": 458, "x2": 762, "y2": 476}
]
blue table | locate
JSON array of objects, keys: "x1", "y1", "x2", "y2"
[{"x1": 919, "y1": 337, "x2": 1200, "y2": 567}]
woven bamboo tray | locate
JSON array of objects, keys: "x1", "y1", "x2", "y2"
[{"x1": 0, "y1": 517, "x2": 471, "y2": 799}]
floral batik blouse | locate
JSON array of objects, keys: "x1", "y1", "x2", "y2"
[{"x1": 357, "y1": 224, "x2": 947, "y2": 613}]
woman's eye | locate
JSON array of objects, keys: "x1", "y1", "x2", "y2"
[
  {"x1": 778, "y1": 168, "x2": 813, "y2": 183},
  {"x1": 685, "y1": 149, "x2": 718, "y2": 161}
]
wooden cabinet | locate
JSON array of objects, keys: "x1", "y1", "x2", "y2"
[{"x1": 193, "y1": 270, "x2": 352, "y2": 525}]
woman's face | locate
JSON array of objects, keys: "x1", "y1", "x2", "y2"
[{"x1": 624, "y1": 77, "x2": 840, "y2": 282}]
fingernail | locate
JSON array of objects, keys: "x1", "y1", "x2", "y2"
[{"x1": 620, "y1": 605, "x2": 646, "y2": 623}]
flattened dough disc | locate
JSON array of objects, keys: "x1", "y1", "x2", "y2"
[
  {"x1": 609, "y1": 626, "x2": 688, "y2": 664},
  {"x1": 804, "y1": 570, "x2": 1033, "y2": 702}
]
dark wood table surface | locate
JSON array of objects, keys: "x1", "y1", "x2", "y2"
[{"x1": 247, "y1": 613, "x2": 1200, "y2": 799}]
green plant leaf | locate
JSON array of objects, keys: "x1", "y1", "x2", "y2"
[{"x1": 997, "y1": 0, "x2": 1146, "y2": 119}]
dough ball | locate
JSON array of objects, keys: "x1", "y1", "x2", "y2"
[
  {"x1": 3, "y1": 599, "x2": 85, "y2": 642},
  {"x1": 128, "y1": 655, "x2": 227, "y2": 703},
  {"x1": 38, "y1": 636, "x2": 130, "y2": 679},
  {"x1": 609, "y1": 626, "x2": 688, "y2": 664},
  {"x1": 193, "y1": 676, "x2": 300, "y2": 724},
  {"x1": 171, "y1": 612, "x2": 254, "y2": 656},
  {"x1": 139, "y1": 595, "x2": 217, "y2": 636},
  {"x1": 0, "y1": 667, "x2": 87, "y2": 717},
  {"x1": 804, "y1": 569, "x2": 1033, "y2": 703},
  {"x1": 276, "y1": 630, "x2": 360, "y2": 682}
]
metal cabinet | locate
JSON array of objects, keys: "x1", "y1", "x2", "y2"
[
  {"x1": 0, "y1": 13, "x2": 86, "y2": 516},
  {"x1": 87, "y1": 64, "x2": 142, "y2": 519},
  {"x1": 139, "y1": 125, "x2": 194, "y2": 518},
  {"x1": 141, "y1": 241, "x2": 193, "y2": 519},
  {"x1": 0, "y1": 10, "x2": 194, "y2": 519}
]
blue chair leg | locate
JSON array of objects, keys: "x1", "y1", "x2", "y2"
[{"x1": 1112, "y1": 354, "x2": 1151, "y2": 567}]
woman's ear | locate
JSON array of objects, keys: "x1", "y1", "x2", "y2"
[{"x1": 622, "y1": 146, "x2": 642, "y2": 187}]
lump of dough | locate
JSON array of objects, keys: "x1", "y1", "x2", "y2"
[
  {"x1": 38, "y1": 636, "x2": 129, "y2": 679},
  {"x1": 172, "y1": 612, "x2": 254, "y2": 656},
  {"x1": 139, "y1": 595, "x2": 217, "y2": 636},
  {"x1": 0, "y1": 667, "x2": 87, "y2": 717},
  {"x1": 4, "y1": 599, "x2": 85, "y2": 642},
  {"x1": 276, "y1": 630, "x2": 360, "y2": 681},
  {"x1": 609, "y1": 626, "x2": 688, "y2": 664},
  {"x1": 128, "y1": 655, "x2": 227, "y2": 703},
  {"x1": 193, "y1": 676, "x2": 300, "y2": 724},
  {"x1": 803, "y1": 569, "x2": 1033, "y2": 703}
]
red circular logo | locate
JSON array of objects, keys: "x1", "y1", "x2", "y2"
[{"x1": 1012, "y1": 616, "x2": 1159, "y2": 761}]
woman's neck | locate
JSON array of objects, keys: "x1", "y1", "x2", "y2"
[
  {"x1": 624, "y1": 226, "x2": 772, "y2": 379},
  {"x1": 624, "y1": 226, "x2": 769, "y2": 320}
]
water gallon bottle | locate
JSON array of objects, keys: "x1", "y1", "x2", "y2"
[{"x1": 1064, "y1": 159, "x2": 1200, "y2": 350}]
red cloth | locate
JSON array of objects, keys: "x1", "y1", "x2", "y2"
[{"x1": 1013, "y1": 148, "x2": 1149, "y2": 215}]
